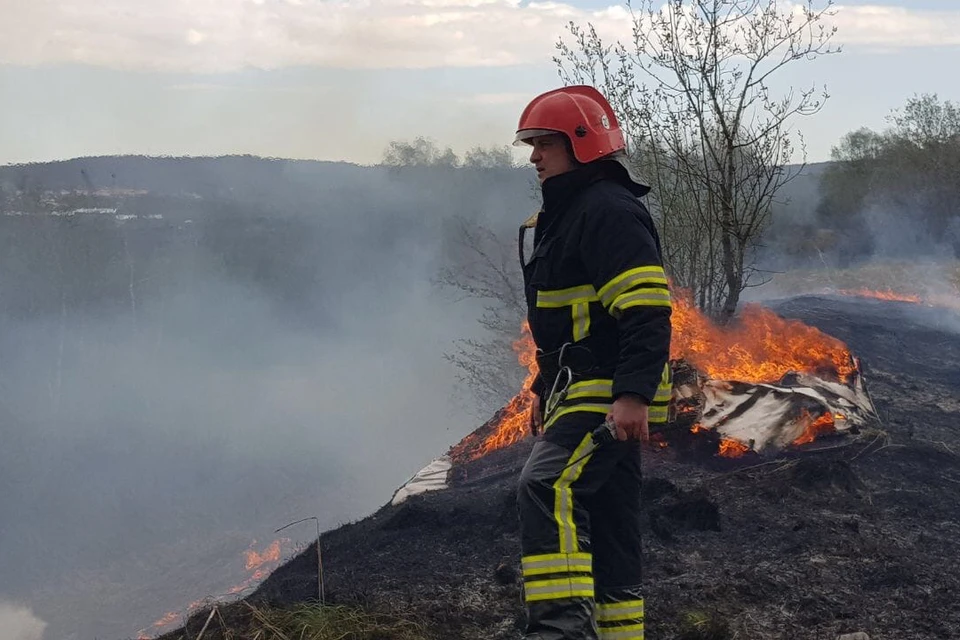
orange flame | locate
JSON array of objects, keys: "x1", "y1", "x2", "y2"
[
  {"x1": 836, "y1": 287, "x2": 960, "y2": 311},
  {"x1": 670, "y1": 294, "x2": 854, "y2": 383},
  {"x1": 456, "y1": 292, "x2": 858, "y2": 461},
  {"x1": 448, "y1": 322, "x2": 538, "y2": 461},
  {"x1": 793, "y1": 410, "x2": 837, "y2": 446},
  {"x1": 718, "y1": 438, "x2": 751, "y2": 458},
  {"x1": 136, "y1": 539, "x2": 289, "y2": 638},
  {"x1": 245, "y1": 539, "x2": 282, "y2": 571},
  {"x1": 838, "y1": 288, "x2": 922, "y2": 303}
]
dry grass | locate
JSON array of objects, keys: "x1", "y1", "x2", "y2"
[
  {"x1": 677, "y1": 609, "x2": 734, "y2": 640},
  {"x1": 241, "y1": 603, "x2": 430, "y2": 640},
  {"x1": 157, "y1": 602, "x2": 432, "y2": 640}
]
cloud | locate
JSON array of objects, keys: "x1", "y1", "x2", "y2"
[
  {"x1": 0, "y1": 2, "x2": 957, "y2": 73},
  {"x1": 458, "y1": 92, "x2": 531, "y2": 105},
  {"x1": 835, "y1": 5, "x2": 960, "y2": 47},
  {"x1": 0, "y1": 602, "x2": 47, "y2": 640},
  {"x1": 0, "y1": 0, "x2": 626, "y2": 72}
]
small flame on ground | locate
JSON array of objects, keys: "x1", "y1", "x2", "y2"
[
  {"x1": 834, "y1": 287, "x2": 960, "y2": 311},
  {"x1": 838, "y1": 288, "x2": 923, "y2": 303},
  {"x1": 719, "y1": 439, "x2": 751, "y2": 458},
  {"x1": 245, "y1": 539, "x2": 282, "y2": 570},
  {"x1": 136, "y1": 539, "x2": 289, "y2": 638},
  {"x1": 694, "y1": 423, "x2": 754, "y2": 458}
]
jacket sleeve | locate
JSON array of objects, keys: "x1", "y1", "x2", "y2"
[{"x1": 578, "y1": 199, "x2": 672, "y2": 404}]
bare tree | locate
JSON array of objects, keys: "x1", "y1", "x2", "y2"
[
  {"x1": 556, "y1": 0, "x2": 838, "y2": 318},
  {"x1": 434, "y1": 215, "x2": 528, "y2": 418}
]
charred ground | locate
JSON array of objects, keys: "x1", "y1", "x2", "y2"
[{"x1": 161, "y1": 296, "x2": 960, "y2": 640}]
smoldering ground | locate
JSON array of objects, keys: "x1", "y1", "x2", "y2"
[{"x1": 0, "y1": 159, "x2": 535, "y2": 639}]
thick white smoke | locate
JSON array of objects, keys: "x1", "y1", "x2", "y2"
[{"x1": 0, "y1": 602, "x2": 47, "y2": 640}]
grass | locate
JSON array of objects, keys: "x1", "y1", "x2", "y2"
[
  {"x1": 158, "y1": 602, "x2": 432, "y2": 640},
  {"x1": 676, "y1": 609, "x2": 734, "y2": 640},
  {"x1": 243, "y1": 603, "x2": 430, "y2": 640}
]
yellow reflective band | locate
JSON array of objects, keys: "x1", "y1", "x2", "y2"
[
  {"x1": 599, "y1": 266, "x2": 668, "y2": 308},
  {"x1": 566, "y1": 379, "x2": 614, "y2": 400},
  {"x1": 598, "y1": 623, "x2": 645, "y2": 639},
  {"x1": 572, "y1": 301, "x2": 591, "y2": 341},
  {"x1": 521, "y1": 552, "x2": 593, "y2": 577},
  {"x1": 598, "y1": 600, "x2": 645, "y2": 622},
  {"x1": 648, "y1": 406, "x2": 669, "y2": 423},
  {"x1": 524, "y1": 576, "x2": 595, "y2": 602},
  {"x1": 653, "y1": 388, "x2": 672, "y2": 403},
  {"x1": 544, "y1": 404, "x2": 611, "y2": 431},
  {"x1": 553, "y1": 433, "x2": 595, "y2": 554},
  {"x1": 537, "y1": 284, "x2": 600, "y2": 308},
  {"x1": 610, "y1": 289, "x2": 672, "y2": 316}
]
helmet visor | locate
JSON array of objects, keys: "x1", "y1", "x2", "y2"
[{"x1": 513, "y1": 128, "x2": 563, "y2": 146}]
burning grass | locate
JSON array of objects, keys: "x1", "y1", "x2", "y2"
[
  {"x1": 763, "y1": 260, "x2": 960, "y2": 309},
  {"x1": 670, "y1": 294, "x2": 854, "y2": 382}
]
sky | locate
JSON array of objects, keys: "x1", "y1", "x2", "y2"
[{"x1": 1, "y1": 0, "x2": 959, "y2": 165}]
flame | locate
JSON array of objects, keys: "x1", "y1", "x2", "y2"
[
  {"x1": 448, "y1": 322, "x2": 538, "y2": 461},
  {"x1": 670, "y1": 293, "x2": 854, "y2": 383},
  {"x1": 693, "y1": 423, "x2": 753, "y2": 458},
  {"x1": 838, "y1": 288, "x2": 922, "y2": 303},
  {"x1": 718, "y1": 438, "x2": 751, "y2": 458},
  {"x1": 793, "y1": 410, "x2": 837, "y2": 446},
  {"x1": 136, "y1": 539, "x2": 289, "y2": 638},
  {"x1": 835, "y1": 287, "x2": 960, "y2": 312},
  {"x1": 245, "y1": 539, "x2": 282, "y2": 570},
  {"x1": 455, "y1": 291, "x2": 860, "y2": 461}
]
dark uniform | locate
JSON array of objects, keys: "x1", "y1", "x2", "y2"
[{"x1": 517, "y1": 159, "x2": 673, "y2": 640}]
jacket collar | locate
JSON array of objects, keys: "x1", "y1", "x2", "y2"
[{"x1": 540, "y1": 159, "x2": 649, "y2": 216}]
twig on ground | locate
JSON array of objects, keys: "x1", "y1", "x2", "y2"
[
  {"x1": 194, "y1": 607, "x2": 218, "y2": 640},
  {"x1": 912, "y1": 439, "x2": 957, "y2": 455}
]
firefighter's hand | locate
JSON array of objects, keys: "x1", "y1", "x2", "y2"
[
  {"x1": 529, "y1": 396, "x2": 543, "y2": 435},
  {"x1": 608, "y1": 395, "x2": 649, "y2": 443}
]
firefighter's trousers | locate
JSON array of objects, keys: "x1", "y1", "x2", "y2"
[{"x1": 517, "y1": 413, "x2": 645, "y2": 640}]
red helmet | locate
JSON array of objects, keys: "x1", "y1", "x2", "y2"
[{"x1": 514, "y1": 85, "x2": 625, "y2": 163}]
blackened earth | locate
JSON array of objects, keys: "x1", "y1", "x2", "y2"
[{"x1": 162, "y1": 297, "x2": 960, "y2": 640}]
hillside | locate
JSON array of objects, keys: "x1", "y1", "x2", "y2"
[{"x1": 158, "y1": 295, "x2": 960, "y2": 640}]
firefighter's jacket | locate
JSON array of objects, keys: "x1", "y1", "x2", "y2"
[{"x1": 520, "y1": 160, "x2": 672, "y2": 430}]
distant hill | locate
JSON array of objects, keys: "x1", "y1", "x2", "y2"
[{"x1": 0, "y1": 155, "x2": 370, "y2": 199}]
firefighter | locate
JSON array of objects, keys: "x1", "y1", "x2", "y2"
[{"x1": 514, "y1": 85, "x2": 673, "y2": 640}]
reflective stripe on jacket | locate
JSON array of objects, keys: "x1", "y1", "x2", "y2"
[{"x1": 520, "y1": 160, "x2": 672, "y2": 425}]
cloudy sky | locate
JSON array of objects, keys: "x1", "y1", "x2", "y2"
[{"x1": 1, "y1": 0, "x2": 959, "y2": 165}]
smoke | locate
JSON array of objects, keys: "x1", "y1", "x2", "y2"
[
  {"x1": 0, "y1": 160, "x2": 535, "y2": 639},
  {"x1": 0, "y1": 603, "x2": 47, "y2": 640}
]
